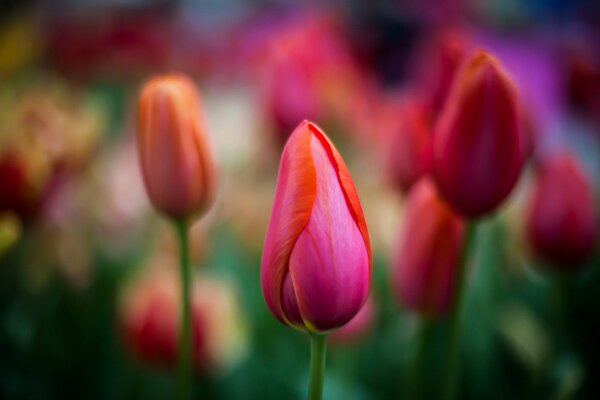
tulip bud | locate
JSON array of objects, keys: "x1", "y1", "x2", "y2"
[
  {"x1": 261, "y1": 120, "x2": 371, "y2": 332},
  {"x1": 525, "y1": 152, "x2": 598, "y2": 269},
  {"x1": 433, "y1": 51, "x2": 524, "y2": 218},
  {"x1": 137, "y1": 74, "x2": 216, "y2": 220},
  {"x1": 384, "y1": 99, "x2": 432, "y2": 193},
  {"x1": 120, "y1": 266, "x2": 247, "y2": 373},
  {"x1": 392, "y1": 178, "x2": 464, "y2": 316}
]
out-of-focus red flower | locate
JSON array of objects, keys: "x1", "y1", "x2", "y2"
[
  {"x1": 242, "y1": 11, "x2": 363, "y2": 145},
  {"x1": 392, "y1": 178, "x2": 464, "y2": 316},
  {"x1": 433, "y1": 51, "x2": 524, "y2": 218},
  {"x1": 412, "y1": 30, "x2": 468, "y2": 115},
  {"x1": 47, "y1": 13, "x2": 171, "y2": 77},
  {"x1": 120, "y1": 265, "x2": 247, "y2": 373},
  {"x1": 330, "y1": 296, "x2": 375, "y2": 344},
  {"x1": 564, "y1": 47, "x2": 600, "y2": 123},
  {"x1": 261, "y1": 121, "x2": 371, "y2": 333},
  {"x1": 383, "y1": 97, "x2": 432, "y2": 193},
  {"x1": 137, "y1": 74, "x2": 216, "y2": 220},
  {"x1": 526, "y1": 151, "x2": 598, "y2": 269}
]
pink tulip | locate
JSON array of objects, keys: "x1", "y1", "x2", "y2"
[
  {"x1": 137, "y1": 74, "x2": 216, "y2": 220},
  {"x1": 433, "y1": 51, "x2": 524, "y2": 218},
  {"x1": 526, "y1": 151, "x2": 598, "y2": 269},
  {"x1": 261, "y1": 120, "x2": 371, "y2": 332},
  {"x1": 392, "y1": 178, "x2": 464, "y2": 316}
]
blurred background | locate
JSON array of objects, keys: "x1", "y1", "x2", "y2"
[{"x1": 0, "y1": 0, "x2": 599, "y2": 399}]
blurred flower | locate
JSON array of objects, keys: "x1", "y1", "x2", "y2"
[
  {"x1": 261, "y1": 121, "x2": 371, "y2": 332},
  {"x1": 119, "y1": 261, "x2": 247, "y2": 374},
  {"x1": 525, "y1": 151, "x2": 598, "y2": 269},
  {"x1": 47, "y1": 12, "x2": 171, "y2": 78},
  {"x1": 137, "y1": 74, "x2": 217, "y2": 220},
  {"x1": 0, "y1": 77, "x2": 102, "y2": 221},
  {"x1": 564, "y1": 46, "x2": 600, "y2": 121},
  {"x1": 433, "y1": 51, "x2": 524, "y2": 218},
  {"x1": 243, "y1": 11, "x2": 363, "y2": 145},
  {"x1": 419, "y1": 30, "x2": 468, "y2": 114},
  {"x1": 392, "y1": 178, "x2": 464, "y2": 316},
  {"x1": 383, "y1": 96, "x2": 432, "y2": 193},
  {"x1": 330, "y1": 296, "x2": 375, "y2": 344}
]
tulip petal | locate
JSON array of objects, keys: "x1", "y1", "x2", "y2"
[
  {"x1": 288, "y1": 131, "x2": 369, "y2": 331},
  {"x1": 308, "y1": 123, "x2": 372, "y2": 274},
  {"x1": 261, "y1": 121, "x2": 316, "y2": 325}
]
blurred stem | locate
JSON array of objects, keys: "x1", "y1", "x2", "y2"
[
  {"x1": 175, "y1": 219, "x2": 192, "y2": 400},
  {"x1": 443, "y1": 220, "x2": 477, "y2": 400},
  {"x1": 308, "y1": 333, "x2": 328, "y2": 400},
  {"x1": 411, "y1": 317, "x2": 434, "y2": 399}
]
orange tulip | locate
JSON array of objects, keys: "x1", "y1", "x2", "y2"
[{"x1": 137, "y1": 74, "x2": 216, "y2": 220}]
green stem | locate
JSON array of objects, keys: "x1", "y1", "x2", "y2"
[
  {"x1": 175, "y1": 219, "x2": 192, "y2": 400},
  {"x1": 308, "y1": 333, "x2": 328, "y2": 400},
  {"x1": 411, "y1": 317, "x2": 434, "y2": 399},
  {"x1": 442, "y1": 220, "x2": 477, "y2": 400}
]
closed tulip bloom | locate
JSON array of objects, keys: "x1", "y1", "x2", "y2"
[
  {"x1": 526, "y1": 152, "x2": 598, "y2": 269},
  {"x1": 261, "y1": 120, "x2": 371, "y2": 332},
  {"x1": 137, "y1": 74, "x2": 216, "y2": 220},
  {"x1": 392, "y1": 178, "x2": 464, "y2": 316},
  {"x1": 433, "y1": 51, "x2": 524, "y2": 218}
]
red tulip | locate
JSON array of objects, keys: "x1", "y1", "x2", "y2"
[
  {"x1": 526, "y1": 152, "x2": 598, "y2": 269},
  {"x1": 384, "y1": 99, "x2": 432, "y2": 193},
  {"x1": 433, "y1": 51, "x2": 524, "y2": 218},
  {"x1": 427, "y1": 31, "x2": 468, "y2": 113},
  {"x1": 392, "y1": 178, "x2": 464, "y2": 316},
  {"x1": 261, "y1": 120, "x2": 371, "y2": 332},
  {"x1": 137, "y1": 74, "x2": 216, "y2": 220},
  {"x1": 120, "y1": 267, "x2": 206, "y2": 370},
  {"x1": 120, "y1": 267, "x2": 247, "y2": 372}
]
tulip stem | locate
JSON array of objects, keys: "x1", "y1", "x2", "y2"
[
  {"x1": 175, "y1": 219, "x2": 192, "y2": 400},
  {"x1": 442, "y1": 220, "x2": 477, "y2": 400},
  {"x1": 308, "y1": 333, "x2": 328, "y2": 400},
  {"x1": 411, "y1": 317, "x2": 434, "y2": 399}
]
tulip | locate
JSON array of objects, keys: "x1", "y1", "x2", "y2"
[
  {"x1": 384, "y1": 99, "x2": 432, "y2": 193},
  {"x1": 392, "y1": 178, "x2": 464, "y2": 316},
  {"x1": 261, "y1": 120, "x2": 371, "y2": 332},
  {"x1": 120, "y1": 266, "x2": 247, "y2": 373},
  {"x1": 427, "y1": 31, "x2": 468, "y2": 114},
  {"x1": 526, "y1": 152, "x2": 598, "y2": 269},
  {"x1": 137, "y1": 73, "x2": 216, "y2": 399},
  {"x1": 261, "y1": 120, "x2": 371, "y2": 400},
  {"x1": 433, "y1": 51, "x2": 524, "y2": 218},
  {"x1": 137, "y1": 74, "x2": 216, "y2": 220}
]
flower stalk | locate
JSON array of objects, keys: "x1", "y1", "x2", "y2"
[
  {"x1": 175, "y1": 219, "x2": 192, "y2": 400},
  {"x1": 443, "y1": 220, "x2": 477, "y2": 400},
  {"x1": 308, "y1": 334, "x2": 328, "y2": 400}
]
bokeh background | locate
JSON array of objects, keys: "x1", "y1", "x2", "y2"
[{"x1": 1, "y1": 0, "x2": 600, "y2": 399}]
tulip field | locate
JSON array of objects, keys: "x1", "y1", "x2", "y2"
[{"x1": 1, "y1": 1, "x2": 600, "y2": 400}]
